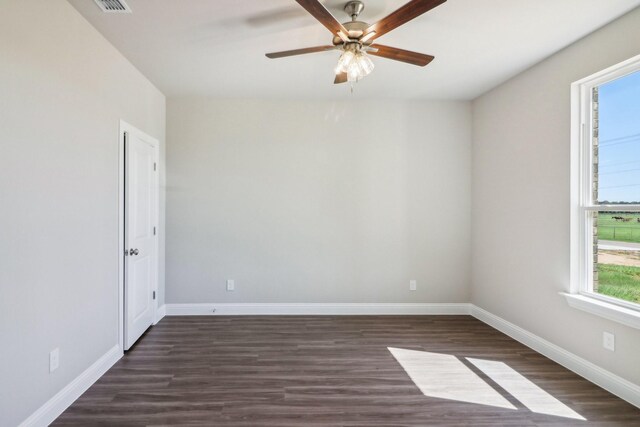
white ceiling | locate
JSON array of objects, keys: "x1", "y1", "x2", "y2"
[{"x1": 67, "y1": 0, "x2": 640, "y2": 100}]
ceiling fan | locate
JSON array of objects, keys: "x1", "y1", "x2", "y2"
[{"x1": 265, "y1": 0, "x2": 446, "y2": 85}]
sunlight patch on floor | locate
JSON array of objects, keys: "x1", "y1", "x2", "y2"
[
  {"x1": 389, "y1": 348, "x2": 586, "y2": 421},
  {"x1": 388, "y1": 347, "x2": 516, "y2": 410},
  {"x1": 467, "y1": 358, "x2": 586, "y2": 420}
]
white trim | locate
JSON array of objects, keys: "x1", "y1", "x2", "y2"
[
  {"x1": 569, "y1": 77, "x2": 582, "y2": 295},
  {"x1": 155, "y1": 304, "x2": 166, "y2": 324},
  {"x1": 573, "y1": 53, "x2": 640, "y2": 88},
  {"x1": 470, "y1": 305, "x2": 640, "y2": 409},
  {"x1": 561, "y1": 293, "x2": 640, "y2": 330},
  {"x1": 165, "y1": 303, "x2": 471, "y2": 316},
  {"x1": 118, "y1": 122, "x2": 125, "y2": 352},
  {"x1": 19, "y1": 345, "x2": 122, "y2": 427},
  {"x1": 570, "y1": 73, "x2": 595, "y2": 295}
]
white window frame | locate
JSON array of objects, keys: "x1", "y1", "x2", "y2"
[{"x1": 566, "y1": 54, "x2": 640, "y2": 329}]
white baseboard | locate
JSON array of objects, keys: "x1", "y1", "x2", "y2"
[
  {"x1": 469, "y1": 305, "x2": 640, "y2": 409},
  {"x1": 155, "y1": 304, "x2": 166, "y2": 324},
  {"x1": 165, "y1": 303, "x2": 472, "y2": 316},
  {"x1": 19, "y1": 344, "x2": 122, "y2": 427}
]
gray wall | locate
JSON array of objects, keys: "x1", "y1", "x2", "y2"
[
  {"x1": 166, "y1": 99, "x2": 471, "y2": 304},
  {"x1": 472, "y1": 8, "x2": 640, "y2": 386},
  {"x1": 0, "y1": 1, "x2": 166, "y2": 425}
]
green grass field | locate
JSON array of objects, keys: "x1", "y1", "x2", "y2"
[
  {"x1": 598, "y1": 264, "x2": 640, "y2": 304},
  {"x1": 592, "y1": 213, "x2": 640, "y2": 304},
  {"x1": 597, "y1": 212, "x2": 640, "y2": 243}
]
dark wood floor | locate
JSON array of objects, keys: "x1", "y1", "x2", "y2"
[{"x1": 54, "y1": 316, "x2": 640, "y2": 426}]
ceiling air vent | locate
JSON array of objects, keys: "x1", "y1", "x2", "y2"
[{"x1": 93, "y1": 0, "x2": 132, "y2": 13}]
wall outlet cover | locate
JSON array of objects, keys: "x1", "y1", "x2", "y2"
[
  {"x1": 226, "y1": 279, "x2": 235, "y2": 291},
  {"x1": 409, "y1": 280, "x2": 417, "y2": 291},
  {"x1": 49, "y1": 348, "x2": 60, "y2": 373},
  {"x1": 603, "y1": 331, "x2": 615, "y2": 352}
]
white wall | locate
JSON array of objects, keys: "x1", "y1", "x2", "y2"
[
  {"x1": 0, "y1": 1, "x2": 166, "y2": 425},
  {"x1": 472, "y1": 8, "x2": 640, "y2": 386},
  {"x1": 166, "y1": 99, "x2": 471, "y2": 304}
]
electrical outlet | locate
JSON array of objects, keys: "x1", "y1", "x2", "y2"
[
  {"x1": 603, "y1": 332, "x2": 615, "y2": 352},
  {"x1": 49, "y1": 348, "x2": 60, "y2": 373},
  {"x1": 226, "y1": 279, "x2": 235, "y2": 291},
  {"x1": 409, "y1": 280, "x2": 417, "y2": 291}
]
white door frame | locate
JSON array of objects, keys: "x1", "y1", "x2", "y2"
[{"x1": 118, "y1": 120, "x2": 160, "y2": 351}]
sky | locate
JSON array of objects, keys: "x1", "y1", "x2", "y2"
[{"x1": 597, "y1": 69, "x2": 640, "y2": 203}]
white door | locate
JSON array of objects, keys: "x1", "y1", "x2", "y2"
[{"x1": 124, "y1": 129, "x2": 158, "y2": 350}]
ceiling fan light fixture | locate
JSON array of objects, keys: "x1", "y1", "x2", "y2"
[
  {"x1": 335, "y1": 49, "x2": 356, "y2": 74},
  {"x1": 358, "y1": 53, "x2": 375, "y2": 75},
  {"x1": 347, "y1": 61, "x2": 361, "y2": 82},
  {"x1": 337, "y1": 48, "x2": 374, "y2": 82}
]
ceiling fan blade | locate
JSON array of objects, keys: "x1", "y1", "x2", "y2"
[
  {"x1": 334, "y1": 72, "x2": 348, "y2": 84},
  {"x1": 368, "y1": 45, "x2": 434, "y2": 66},
  {"x1": 362, "y1": 0, "x2": 446, "y2": 42},
  {"x1": 294, "y1": 0, "x2": 350, "y2": 39},
  {"x1": 266, "y1": 45, "x2": 336, "y2": 59}
]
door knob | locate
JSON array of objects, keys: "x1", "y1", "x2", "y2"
[{"x1": 129, "y1": 248, "x2": 139, "y2": 256}]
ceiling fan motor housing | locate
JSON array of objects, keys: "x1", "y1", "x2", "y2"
[{"x1": 332, "y1": 21, "x2": 371, "y2": 46}]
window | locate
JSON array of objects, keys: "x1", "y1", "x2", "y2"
[{"x1": 568, "y1": 55, "x2": 640, "y2": 328}]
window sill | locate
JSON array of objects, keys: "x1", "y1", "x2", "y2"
[{"x1": 561, "y1": 293, "x2": 640, "y2": 329}]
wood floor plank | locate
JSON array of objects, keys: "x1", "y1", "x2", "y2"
[{"x1": 53, "y1": 316, "x2": 640, "y2": 426}]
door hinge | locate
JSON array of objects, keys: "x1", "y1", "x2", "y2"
[
  {"x1": 154, "y1": 162, "x2": 157, "y2": 171},
  {"x1": 124, "y1": 249, "x2": 128, "y2": 256},
  {"x1": 153, "y1": 291, "x2": 156, "y2": 300},
  {"x1": 153, "y1": 226, "x2": 156, "y2": 236}
]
